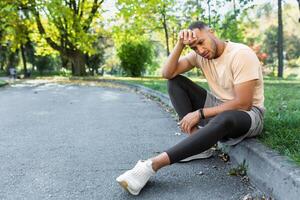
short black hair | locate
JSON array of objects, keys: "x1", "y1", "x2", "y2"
[{"x1": 188, "y1": 21, "x2": 209, "y2": 30}]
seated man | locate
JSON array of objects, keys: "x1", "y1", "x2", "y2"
[{"x1": 116, "y1": 21, "x2": 265, "y2": 196}]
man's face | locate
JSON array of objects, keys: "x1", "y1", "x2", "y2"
[{"x1": 189, "y1": 28, "x2": 217, "y2": 60}]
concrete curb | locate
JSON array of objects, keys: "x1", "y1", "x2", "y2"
[
  {"x1": 219, "y1": 140, "x2": 300, "y2": 200},
  {"x1": 98, "y1": 79, "x2": 300, "y2": 200}
]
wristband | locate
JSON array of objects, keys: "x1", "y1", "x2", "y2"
[{"x1": 199, "y1": 108, "x2": 205, "y2": 119}]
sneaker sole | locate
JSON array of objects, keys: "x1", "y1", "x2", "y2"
[
  {"x1": 117, "y1": 180, "x2": 139, "y2": 196},
  {"x1": 118, "y1": 180, "x2": 129, "y2": 192},
  {"x1": 178, "y1": 150, "x2": 214, "y2": 163}
]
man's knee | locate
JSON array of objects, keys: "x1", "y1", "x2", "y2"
[
  {"x1": 210, "y1": 111, "x2": 236, "y2": 129},
  {"x1": 167, "y1": 75, "x2": 186, "y2": 91}
]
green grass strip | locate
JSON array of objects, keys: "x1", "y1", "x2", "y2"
[{"x1": 0, "y1": 80, "x2": 8, "y2": 87}]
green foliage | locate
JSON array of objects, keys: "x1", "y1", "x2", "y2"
[
  {"x1": 86, "y1": 53, "x2": 104, "y2": 74},
  {"x1": 284, "y1": 34, "x2": 300, "y2": 60},
  {"x1": 30, "y1": 0, "x2": 107, "y2": 75},
  {"x1": 0, "y1": 0, "x2": 298, "y2": 78},
  {"x1": 261, "y1": 25, "x2": 300, "y2": 73},
  {"x1": 218, "y1": 12, "x2": 244, "y2": 42},
  {"x1": 7, "y1": 50, "x2": 20, "y2": 69},
  {"x1": 33, "y1": 0, "x2": 103, "y2": 54},
  {"x1": 287, "y1": 58, "x2": 300, "y2": 69},
  {"x1": 262, "y1": 25, "x2": 278, "y2": 66},
  {"x1": 35, "y1": 55, "x2": 60, "y2": 75},
  {"x1": 0, "y1": 79, "x2": 8, "y2": 87},
  {"x1": 117, "y1": 40, "x2": 153, "y2": 77}
]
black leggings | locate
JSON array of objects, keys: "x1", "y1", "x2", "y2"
[{"x1": 165, "y1": 75, "x2": 252, "y2": 164}]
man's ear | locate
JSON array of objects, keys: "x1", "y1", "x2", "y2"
[{"x1": 208, "y1": 28, "x2": 215, "y2": 34}]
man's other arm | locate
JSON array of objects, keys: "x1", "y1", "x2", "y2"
[
  {"x1": 203, "y1": 80, "x2": 256, "y2": 118},
  {"x1": 161, "y1": 30, "x2": 196, "y2": 79}
]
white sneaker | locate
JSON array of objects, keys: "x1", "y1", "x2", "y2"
[
  {"x1": 179, "y1": 148, "x2": 214, "y2": 163},
  {"x1": 116, "y1": 159, "x2": 156, "y2": 195}
]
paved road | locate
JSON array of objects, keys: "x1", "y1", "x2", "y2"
[{"x1": 0, "y1": 81, "x2": 263, "y2": 200}]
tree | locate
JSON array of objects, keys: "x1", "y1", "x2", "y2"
[
  {"x1": 116, "y1": 0, "x2": 175, "y2": 56},
  {"x1": 0, "y1": 0, "x2": 33, "y2": 76},
  {"x1": 218, "y1": 12, "x2": 244, "y2": 42},
  {"x1": 117, "y1": 40, "x2": 153, "y2": 77},
  {"x1": 31, "y1": 0, "x2": 104, "y2": 76},
  {"x1": 262, "y1": 25, "x2": 278, "y2": 73}
]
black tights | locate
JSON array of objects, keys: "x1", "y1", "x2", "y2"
[{"x1": 165, "y1": 75, "x2": 252, "y2": 164}]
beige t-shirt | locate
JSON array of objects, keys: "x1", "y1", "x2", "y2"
[{"x1": 183, "y1": 41, "x2": 264, "y2": 109}]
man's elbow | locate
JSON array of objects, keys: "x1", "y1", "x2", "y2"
[
  {"x1": 238, "y1": 102, "x2": 253, "y2": 111},
  {"x1": 161, "y1": 71, "x2": 173, "y2": 80}
]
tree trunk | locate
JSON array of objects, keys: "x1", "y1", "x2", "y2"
[
  {"x1": 67, "y1": 50, "x2": 86, "y2": 76},
  {"x1": 277, "y1": 0, "x2": 284, "y2": 78},
  {"x1": 162, "y1": 11, "x2": 170, "y2": 56},
  {"x1": 233, "y1": 0, "x2": 237, "y2": 19},
  {"x1": 60, "y1": 54, "x2": 69, "y2": 69},
  {"x1": 297, "y1": 0, "x2": 300, "y2": 23},
  {"x1": 20, "y1": 44, "x2": 28, "y2": 78}
]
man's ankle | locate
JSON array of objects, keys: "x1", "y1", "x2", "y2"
[{"x1": 150, "y1": 152, "x2": 171, "y2": 172}]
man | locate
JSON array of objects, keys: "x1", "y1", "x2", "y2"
[{"x1": 116, "y1": 21, "x2": 265, "y2": 195}]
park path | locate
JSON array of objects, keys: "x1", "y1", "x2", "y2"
[{"x1": 0, "y1": 81, "x2": 263, "y2": 200}]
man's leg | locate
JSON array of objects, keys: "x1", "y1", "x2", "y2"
[
  {"x1": 151, "y1": 110, "x2": 252, "y2": 169},
  {"x1": 168, "y1": 74, "x2": 220, "y2": 154},
  {"x1": 167, "y1": 75, "x2": 207, "y2": 120}
]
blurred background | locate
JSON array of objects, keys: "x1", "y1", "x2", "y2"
[{"x1": 0, "y1": 0, "x2": 299, "y2": 79}]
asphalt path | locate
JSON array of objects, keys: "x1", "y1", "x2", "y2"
[{"x1": 0, "y1": 81, "x2": 263, "y2": 200}]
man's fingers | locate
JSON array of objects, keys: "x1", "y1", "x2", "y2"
[
  {"x1": 188, "y1": 30, "x2": 193, "y2": 41},
  {"x1": 188, "y1": 125, "x2": 191, "y2": 132},
  {"x1": 183, "y1": 122, "x2": 189, "y2": 133},
  {"x1": 183, "y1": 29, "x2": 188, "y2": 42},
  {"x1": 179, "y1": 29, "x2": 197, "y2": 45},
  {"x1": 192, "y1": 30, "x2": 196, "y2": 38},
  {"x1": 179, "y1": 30, "x2": 184, "y2": 39}
]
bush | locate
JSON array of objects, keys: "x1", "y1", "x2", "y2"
[
  {"x1": 117, "y1": 40, "x2": 153, "y2": 77},
  {"x1": 35, "y1": 55, "x2": 60, "y2": 75},
  {"x1": 287, "y1": 58, "x2": 300, "y2": 68}
]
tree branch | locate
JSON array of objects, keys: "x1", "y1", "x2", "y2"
[
  {"x1": 83, "y1": 0, "x2": 104, "y2": 31},
  {"x1": 32, "y1": 6, "x2": 62, "y2": 52},
  {"x1": 71, "y1": 0, "x2": 77, "y2": 14},
  {"x1": 79, "y1": 0, "x2": 85, "y2": 18}
]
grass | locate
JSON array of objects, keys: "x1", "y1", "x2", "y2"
[
  {"x1": 262, "y1": 79, "x2": 300, "y2": 164},
  {"x1": 100, "y1": 75, "x2": 300, "y2": 165},
  {"x1": 0, "y1": 79, "x2": 8, "y2": 87}
]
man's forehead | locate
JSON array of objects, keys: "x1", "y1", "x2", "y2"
[{"x1": 192, "y1": 28, "x2": 207, "y2": 38}]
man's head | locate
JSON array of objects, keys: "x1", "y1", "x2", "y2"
[{"x1": 188, "y1": 21, "x2": 219, "y2": 59}]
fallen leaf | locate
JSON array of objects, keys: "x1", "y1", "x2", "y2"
[{"x1": 218, "y1": 152, "x2": 230, "y2": 162}]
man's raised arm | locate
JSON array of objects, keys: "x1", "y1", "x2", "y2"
[{"x1": 161, "y1": 30, "x2": 197, "y2": 79}]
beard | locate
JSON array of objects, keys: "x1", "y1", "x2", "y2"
[{"x1": 210, "y1": 38, "x2": 218, "y2": 59}]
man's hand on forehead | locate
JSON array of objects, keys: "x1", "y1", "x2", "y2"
[{"x1": 179, "y1": 29, "x2": 197, "y2": 45}]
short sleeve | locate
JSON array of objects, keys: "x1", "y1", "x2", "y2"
[
  {"x1": 181, "y1": 51, "x2": 197, "y2": 67},
  {"x1": 232, "y1": 49, "x2": 261, "y2": 85}
]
